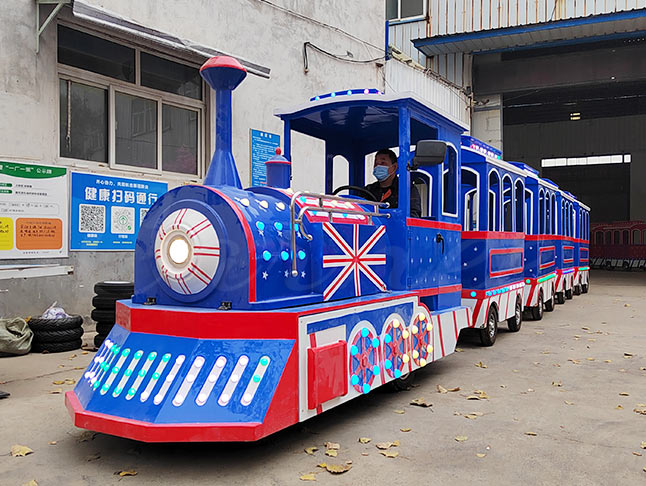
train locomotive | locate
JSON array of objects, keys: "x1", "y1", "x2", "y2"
[{"x1": 66, "y1": 56, "x2": 590, "y2": 442}]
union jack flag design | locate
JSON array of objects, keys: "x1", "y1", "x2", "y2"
[{"x1": 322, "y1": 223, "x2": 387, "y2": 301}]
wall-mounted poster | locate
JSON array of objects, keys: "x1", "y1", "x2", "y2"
[
  {"x1": 0, "y1": 161, "x2": 68, "y2": 259},
  {"x1": 250, "y1": 129, "x2": 280, "y2": 186},
  {"x1": 70, "y1": 172, "x2": 168, "y2": 251}
]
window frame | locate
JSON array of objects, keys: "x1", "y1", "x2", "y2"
[
  {"x1": 386, "y1": 0, "x2": 427, "y2": 23},
  {"x1": 56, "y1": 22, "x2": 206, "y2": 181}
]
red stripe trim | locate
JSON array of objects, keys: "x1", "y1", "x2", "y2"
[
  {"x1": 471, "y1": 299, "x2": 484, "y2": 327},
  {"x1": 539, "y1": 246, "x2": 556, "y2": 269},
  {"x1": 452, "y1": 312, "x2": 458, "y2": 341},
  {"x1": 415, "y1": 284, "x2": 462, "y2": 297},
  {"x1": 187, "y1": 266, "x2": 209, "y2": 286},
  {"x1": 462, "y1": 231, "x2": 525, "y2": 240},
  {"x1": 437, "y1": 315, "x2": 446, "y2": 357},
  {"x1": 488, "y1": 248, "x2": 524, "y2": 277},
  {"x1": 206, "y1": 188, "x2": 256, "y2": 302},
  {"x1": 406, "y1": 218, "x2": 461, "y2": 231},
  {"x1": 308, "y1": 333, "x2": 323, "y2": 414}
]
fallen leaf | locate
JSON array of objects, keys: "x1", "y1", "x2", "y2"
[
  {"x1": 410, "y1": 398, "x2": 432, "y2": 408},
  {"x1": 345, "y1": 460, "x2": 353, "y2": 465},
  {"x1": 48, "y1": 441, "x2": 57, "y2": 445},
  {"x1": 605, "y1": 360, "x2": 612, "y2": 363},
  {"x1": 624, "y1": 303, "x2": 631, "y2": 307},
  {"x1": 525, "y1": 431, "x2": 537, "y2": 436},
  {"x1": 464, "y1": 414, "x2": 479, "y2": 420},
  {"x1": 361, "y1": 453, "x2": 369, "y2": 456},
  {"x1": 581, "y1": 327, "x2": 590, "y2": 330},
  {"x1": 466, "y1": 395, "x2": 480, "y2": 400},
  {"x1": 380, "y1": 451, "x2": 399, "y2": 458},
  {"x1": 512, "y1": 369, "x2": 519, "y2": 373},
  {"x1": 476, "y1": 453, "x2": 486, "y2": 458},
  {"x1": 500, "y1": 384, "x2": 507, "y2": 388},
  {"x1": 317, "y1": 463, "x2": 327, "y2": 468},
  {"x1": 325, "y1": 464, "x2": 351, "y2": 474},
  {"x1": 325, "y1": 449, "x2": 337, "y2": 457},
  {"x1": 49, "y1": 389, "x2": 63, "y2": 394},
  {"x1": 455, "y1": 435, "x2": 468, "y2": 442},
  {"x1": 624, "y1": 353, "x2": 634, "y2": 358},
  {"x1": 68, "y1": 354, "x2": 77, "y2": 360},
  {"x1": 535, "y1": 330, "x2": 544, "y2": 334},
  {"x1": 620, "y1": 392, "x2": 630, "y2": 396},
  {"x1": 568, "y1": 359, "x2": 580, "y2": 365},
  {"x1": 64, "y1": 379, "x2": 76, "y2": 385},
  {"x1": 453, "y1": 411, "x2": 461, "y2": 416},
  {"x1": 437, "y1": 384, "x2": 448, "y2": 394},
  {"x1": 552, "y1": 381, "x2": 563, "y2": 387},
  {"x1": 116, "y1": 470, "x2": 137, "y2": 477},
  {"x1": 52, "y1": 380, "x2": 65, "y2": 385},
  {"x1": 640, "y1": 367, "x2": 646, "y2": 371},
  {"x1": 358, "y1": 437, "x2": 371, "y2": 444},
  {"x1": 82, "y1": 351, "x2": 88, "y2": 355},
  {"x1": 447, "y1": 387, "x2": 461, "y2": 392},
  {"x1": 393, "y1": 409, "x2": 405, "y2": 414},
  {"x1": 87, "y1": 453, "x2": 101, "y2": 462},
  {"x1": 641, "y1": 441, "x2": 646, "y2": 449},
  {"x1": 586, "y1": 358, "x2": 595, "y2": 361},
  {"x1": 633, "y1": 452, "x2": 643, "y2": 457},
  {"x1": 23, "y1": 481, "x2": 38, "y2": 486},
  {"x1": 10, "y1": 445, "x2": 34, "y2": 457},
  {"x1": 400, "y1": 428, "x2": 412, "y2": 432},
  {"x1": 475, "y1": 361, "x2": 488, "y2": 368},
  {"x1": 527, "y1": 388, "x2": 535, "y2": 393},
  {"x1": 616, "y1": 405, "x2": 624, "y2": 410},
  {"x1": 393, "y1": 440, "x2": 400, "y2": 447},
  {"x1": 564, "y1": 401, "x2": 575, "y2": 405},
  {"x1": 455, "y1": 348, "x2": 464, "y2": 352},
  {"x1": 299, "y1": 473, "x2": 317, "y2": 481},
  {"x1": 304, "y1": 446, "x2": 318, "y2": 455},
  {"x1": 324, "y1": 441, "x2": 340, "y2": 450},
  {"x1": 376, "y1": 442, "x2": 394, "y2": 450}
]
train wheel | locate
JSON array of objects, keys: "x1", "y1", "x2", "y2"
[
  {"x1": 556, "y1": 292, "x2": 565, "y2": 305},
  {"x1": 582, "y1": 283, "x2": 589, "y2": 294},
  {"x1": 382, "y1": 318, "x2": 409, "y2": 384},
  {"x1": 507, "y1": 297, "x2": 522, "y2": 332},
  {"x1": 565, "y1": 287, "x2": 573, "y2": 300},
  {"x1": 531, "y1": 290, "x2": 544, "y2": 321},
  {"x1": 349, "y1": 327, "x2": 379, "y2": 394},
  {"x1": 410, "y1": 313, "x2": 432, "y2": 367},
  {"x1": 544, "y1": 286, "x2": 555, "y2": 312},
  {"x1": 479, "y1": 306, "x2": 498, "y2": 346},
  {"x1": 573, "y1": 285, "x2": 581, "y2": 296}
]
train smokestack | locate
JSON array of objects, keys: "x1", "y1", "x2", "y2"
[{"x1": 200, "y1": 56, "x2": 247, "y2": 188}]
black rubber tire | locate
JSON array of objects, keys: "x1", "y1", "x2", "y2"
[
  {"x1": 94, "y1": 334, "x2": 107, "y2": 348},
  {"x1": 507, "y1": 297, "x2": 522, "y2": 332},
  {"x1": 544, "y1": 287, "x2": 555, "y2": 312},
  {"x1": 32, "y1": 339, "x2": 82, "y2": 353},
  {"x1": 604, "y1": 261, "x2": 612, "y2": 270},
  {"x1": 556, "y1": 292, "x2": 566, "y2": 304},
  {"x1": 480, "y1": 306, "x2": 498, "y2": 346},
  {"x1": 33, "y1": 327, "x2": 84, "y2": 343},
  {"x1": 28, "y1": 316, "x2": 83, "y2": 332},
  {"x1": 573, "y1": 285, "x2": 581, "y2": 296},
  {"x1": 92, "y1": 295, "x2": 129, "y2": 309},
  {"x1": 389, "y1": 372, "x2": 415, "y2": 391},
  {"x1": 91, "y1": 309, "x2": 115, "y2": 323},
  {"x1": 94, "y1": 281, "x2": 134, "y2": 296},
  {"x1": 582, "y1": 283, "x2": 589, "y2": 294},
  {"x1": 531, "y1": 290, "x2": 544, "y2": 321},
  {"x1": 95, "y1": 322, "x2": 115, "y2": 335},
  {"x1": 565, "y1": 287, "x2": 573, "y2": 300}
]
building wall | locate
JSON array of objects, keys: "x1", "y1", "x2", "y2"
[{"x1": 0, "y1": 0, "x2": 385, "y2": 318}]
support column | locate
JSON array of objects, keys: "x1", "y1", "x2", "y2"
[{"x1": 472, "y1": 94, "x2": 503, "y2": 153}]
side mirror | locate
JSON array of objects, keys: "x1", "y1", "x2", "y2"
[{"x1": 411, "y1": 140, "x2": 447, "y2": 169}]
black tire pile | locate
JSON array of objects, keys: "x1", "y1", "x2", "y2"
[
  {"x1": 92, "y1": 281, "x2": 134, "y2": 347},
  {"x1": 28, "y1": 315, "x2": 84, "y2": 353}
]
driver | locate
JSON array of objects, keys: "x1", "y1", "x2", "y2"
[{"x1": 365, "y1": 149, "x2": 422, "y2": 218}]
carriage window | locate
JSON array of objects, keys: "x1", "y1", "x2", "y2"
[
  {"x1": 595, "y1": 232, "x2": 603, "y2": 245},
  {"x1": 539, "y1": 191, "x2": 545, "y2": 234},
  {"x1": 488, "y1": 171, "x2": 500, "y2": 231},
  {"x1": 614, "y1": 231, "x2": 620, "y2": 245},
  {"x1": 643, "y1": 230, "x2": 646, "y2": 245},
  {"x1": 502, "y1": 176, "x2": 513, "y2": 232},
  {"x1": 412, "y1": 172, "x2": 430, "y2": 218},
  {"x1": 442, "y1": 147, "x2": 458, "y2": 216},
  {"x1": 461, "y1": 168, "x2": 478, "y2": 231},
  {"x1": 525, "y1": 189, "x2": 533, "y2": 235},
  {"x1": 622, "y1": 230, "x2": 629, "y2": 245},
  {"x1": 515, "y1": 180, "x2": 524, "y2": 233},
  {"x1": 633, "y1": 230, "x2": 641, "y2": 245},
  {"x1": 551, "y1": 195, "x2": 557, "y2": 235},
  {"x1": 605, "y1": 231, "x2": 611, "y2": 244}
]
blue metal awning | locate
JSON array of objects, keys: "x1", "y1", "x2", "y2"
[{"x1": 413, "y1": 9, "x2": 646, "y2": 56}]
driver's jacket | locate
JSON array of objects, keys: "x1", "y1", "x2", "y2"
[{"x1": 365, "y1": 176, "x2": 422, "y2": 218}]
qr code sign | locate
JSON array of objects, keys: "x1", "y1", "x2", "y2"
[
  {"x1": 139, "y1": 208, "x2": 149, "y2": 227},
  {"x1": 79, "y1": 204, "x2": 106, "y2": 233},
  {"x1": 111, "y1": 206, "x2": 135, "y2": 234}
]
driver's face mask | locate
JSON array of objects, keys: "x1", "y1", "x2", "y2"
[{"x1": 373, "y1": 165, "x2": 391, "y2": 181}]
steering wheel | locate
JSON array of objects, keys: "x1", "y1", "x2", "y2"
[{"x1": 332, "y1": 185, "x2": 377, "y2": 201}]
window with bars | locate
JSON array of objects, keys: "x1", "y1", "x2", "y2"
[{"x1": 58, "y1": 25, "x2": 204, "y2": 177}]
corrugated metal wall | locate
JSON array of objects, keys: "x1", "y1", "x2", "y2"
[
  {"x1": 389, "y1": 0, "x2": 646, "y2": 87},
  {"x1": 385, "y1": 58, "x2": 471, "y2": 127}
]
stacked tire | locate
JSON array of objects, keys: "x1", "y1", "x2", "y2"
[
  {"x1": 29, "y1": 315, "x2": 84, "y2": 353},
  {"x1": 92, "y1": 281, "x2": 134, "y2": 347}
]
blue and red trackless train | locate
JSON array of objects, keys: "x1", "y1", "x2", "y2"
[{"x1": 66, "y1": 56, "x2": 590, "y2": 442}]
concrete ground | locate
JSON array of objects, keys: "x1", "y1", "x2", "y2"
[{"x1": 1, "y1": 271, "x2": 645, "y2": 486}]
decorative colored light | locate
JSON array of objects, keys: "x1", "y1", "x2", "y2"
[
  {"x1": 138, "y1": 369, "x2": 146, "y2": 377},
  {"x1": 124, "y1": 369, "x2": 132, "y2": 377},
  {"x1": 371, "y1": 338, "x2": 379, "y2": 348},
  {"x1": 373, "y1": 365, "x2": 380, "y2": 375},
  {"x1": 393, "y1": 320, "x2": 400, "y2": 328},
  {"x1": 314, "y1": 96, "x2": 320, "y2": 101},
  {"x1": 152, "y1": 372, "x2": 160, "y2": 380},
  {"x1": 384, "y1": 334, "x2": 392, "y2": 344},
  {"x1": 412, "y1": 350, "x2": 419, "y2": 359},
  {"x1": 331, "y1": 92, "x2": 336, "y2": 97},
  {"x1": 280, "y1": 251, "x2": 289, "y2": 261},
  {"x1": 111, "y1": 367, "x2": 119, "y2": 374},
  {"x1": 384, "y1": 359, "x2": 392, "y2": 369},
  {"x1": 361, "y1": 328, "x2": 369, "y2": 338},
  {"x1": 274, "y1": 222, "x2": 283, "y2": 231},
  {"x1": 364, "y1": 88, "x2": 369, "y2": 94},
  {"x1": 256, "y1": 221, "x2": 265, "y2": 231},
  {"x1": 127, "y1": 388, "x2": 136, "y2": 396},
  {"x1": 470, "y1": 291, "x2": 476, "y2": 297},
  {"x1": 121, "y1": 349, "x2": 130, "y2": 357},
  {"x1": 394, "y1": 369, "x2": 402, "y2": 378},
  {"x1": 93, "y1": 382, "x2": 100, "y2": 390},
  {"x1": 351, "y1": 375, "x2": 359, "y2": 385},
  {"x1": 427, "y1": 344, "x2": 433, "y2": 353},
  {"x1": 411, "y1": 325, "x2": 418, "y2": 335},
  {"x1": 346, "y1": 90, "x2": 352, "y2": 95},
  {"x1": 134, "y1": 351, "x2": 143, "y2": 359},
  {"x1": 350, "y1": 345, "x2": 359, "y2": 356},
  {"x1": 294, "y1": 223, "x2": 300, "y2": 231},
  {"x1": 402, "y1": 330, "x2": 409, "y2": 339},
  {"x1": 402, "y1": 354, "x2": 410, "y2": 363},
  {"x1": 162, "y1": 353, "x2": 170, "y2": 362},
  {"x1": 262, "y1": 250, "x2": 271, "y2": 261},
  {"x1": 253, "y1": 374, "x2": 261, "y2": 383},
  {"x1": 362, "y1": 383, "x2": 371, "y2": 394},
  {"x1": 260, "y1": 357, "x2": 269, "y2": 366},
  {"x1": 420, "y1": 358, "x2": 427, "y2": 366}
]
